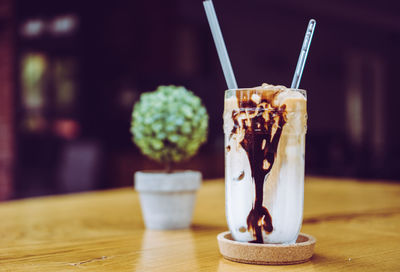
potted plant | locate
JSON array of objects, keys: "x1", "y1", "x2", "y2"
[{"x1": 131, "y1": 85, "x2": 209, "y2": 230}]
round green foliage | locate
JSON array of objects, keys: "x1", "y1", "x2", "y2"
[{"x1": 130, "y1": 85, "x2": 208, "y2": 165}]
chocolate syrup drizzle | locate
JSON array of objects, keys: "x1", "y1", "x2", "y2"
[{"x1": 231, "y1": 91, "x2": 287, "y2": 243}]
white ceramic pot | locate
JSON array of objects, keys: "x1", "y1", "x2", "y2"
[{"x1": 134, "y1": 170, "x2": 202, "y2": 230}]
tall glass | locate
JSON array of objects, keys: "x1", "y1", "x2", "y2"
[{"x1": 223, "y1": 85, "x2": 307, "y2": 244}]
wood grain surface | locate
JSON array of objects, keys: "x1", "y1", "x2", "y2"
[{"x1": 0, "y1": 177, "x2": 399, "y2": 271}]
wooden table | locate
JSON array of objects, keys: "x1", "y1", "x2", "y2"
[{"x1": 1, "y1": 177, "x2": 399, "y2": 271}]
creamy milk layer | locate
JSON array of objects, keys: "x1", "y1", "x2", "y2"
[{"x1": 224, "y1": 83, "x2": 307, "y2": 244}]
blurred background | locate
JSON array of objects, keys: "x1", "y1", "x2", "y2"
[{"x1": 1, "y1": 0, "x2": 400, "y2": 200}]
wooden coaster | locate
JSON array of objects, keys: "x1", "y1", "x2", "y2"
[{"x1": 217, "y1": 231, "x2": 316, "y2": 265}]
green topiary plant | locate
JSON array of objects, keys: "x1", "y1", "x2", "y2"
[{"x1": 130, "y1": 85, "x2": 209, "y2": 171}]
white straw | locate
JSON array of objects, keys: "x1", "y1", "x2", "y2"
[
  {"x1": 203, "y1": 0, "x2": 238, "y2": 90},
  {"x1": 291, "y1": 19, "x2": 316, "y2": 89}
]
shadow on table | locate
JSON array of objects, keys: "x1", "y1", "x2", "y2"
[
  {"x1": 310, "y1": 253, "x2": 333, "y2": 263},
  {"x1": 191, "y1": 223, "x2": 226, "y2": 232}
]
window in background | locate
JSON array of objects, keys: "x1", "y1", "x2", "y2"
[
  {"x1": 20, "y1": 52, "x2": 49, "y2": 133},
  {"x1": 20, "y1": 19, "x2": 45, "y2": 38},
  {"x1": 52, "y1": 57, "x2": 80, "y2": 140},
  {"x1": 19, "y1": 15, "x2": 80, "y2": 135},
  {"x1": 16, "y1": 13, "x2": 82, "y2": 197},
  {"x1": 53, "y1": 58, "x2": 78, "y2": 114},
  {"x1": 20, "y1": 54, "x2": 80, "y2": 138},
  {"x1": 48, "y1": 14, "x2": 79, "y2": 37}
]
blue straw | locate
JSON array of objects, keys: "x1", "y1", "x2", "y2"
[
  {"x1": 203, "y1": 0, "x2": 238, "y2": 90},
  {"x1": 291, "y1": 19, "x2": 316, "y2": 89}
]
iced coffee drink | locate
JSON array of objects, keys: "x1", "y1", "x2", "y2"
[{"x1": 223, "y1": 83, "x2": 307, "y2": 244}]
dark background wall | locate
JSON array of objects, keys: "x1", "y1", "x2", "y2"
[
  {"x1": 1, "y1": 0, "x2": 399, "y2": 198},
  {"x1": 0, "y1": 0, "x2": 15, "y2": 200}
]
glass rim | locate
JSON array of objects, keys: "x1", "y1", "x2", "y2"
[
  {"x1": 224, "y1": 87, "x2": 307, "y2": 104},
  {"x1": 225, "y1": 87, "x2": 307, "y2": 93}
]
